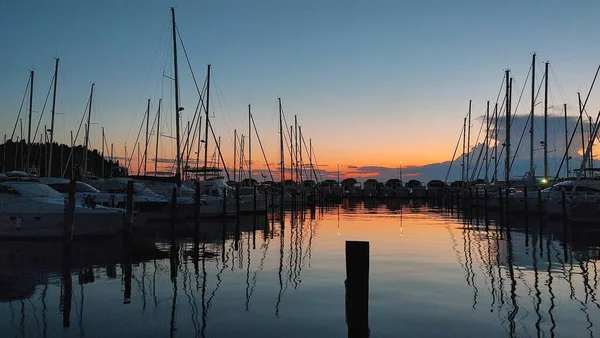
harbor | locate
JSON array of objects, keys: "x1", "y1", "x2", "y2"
[
  {"x1": 3, "y1": 1, "x2": 600, "y2": 337},
  {"x1": 0, "y1": 200, "x2": 598, "y2": 337}
]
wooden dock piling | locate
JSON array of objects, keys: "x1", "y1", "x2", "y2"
[
  {"x1": 523, "y1": 186, "x2": 529, "y2": 215},
  {"x1": 484, "y1": 187, "x2": 488, "y2": 226},
  {"x1": 61, "y1": 243, "x2": 72, "y2": 327},
  {"x1": 194, "y1": 181, "x2": 201, "y2": 232},
  {"x1": 345, "y1": 241, "x2": 369, "y2": 338},
  {"x1": 170, "y1": 187, "x2": 177, "y2": 231},
  {"x1": 125, "y1": 180, "x2": 134, "y2": 231},
  {"x1": 65, "y1": 178, "x2": 76, "y2": 241}
]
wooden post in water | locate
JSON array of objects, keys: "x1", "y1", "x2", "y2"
[
  {"x1": 475, "y1": 187, "x2": 480, "y2": 223},
  {"x1": 561, "y1": 188, "x2": 567, "y2": 219},
  {"x1": 524, "y1": 186, "x2": 529, "y2": 215},
  {"x1": 345, "y1": 241, "x2": 369, "y2": 338},
  {"x1": 125, "y1": 180, "x2": 134, "y2": 231},
  {"x1": 456, "y1": 189, "x2": 460, "y2": 211},
  {"x1": 484, "y1": 187, "x2": 488, "y2": 226},
  {"x1": 236, "y1": 184, "x2": 240, "y2": 217},
  {"x1": 468, "y1": 187, "x2": 473, "y2": 221},
  {"x1": 171, "y1": 187, "x2": 177, "y2": 231},
  {"x1": 61, "y1": 242, "x2": 72, "y2": 327},
  {"x1": 195, "y1": 181, "x2": 201, "y2": 233},
  {"x1": 537, "y1": 189, "x2": 544, "y2": 225},
  {"x1": 253, "y1": 185, "x2": 257, "y2": 213},
  {"x1": 498, "y1": 187, "x2": 504, "y2": 226},
  {"x1": 65, "y1": 178, "x2": 76, "y2": 241},
  {"x1": 222, "y1": 187, "x2": 227, "y2": 221},
  {"x1": 505, "y1": 188, "x2": 510, "y2": 227}
]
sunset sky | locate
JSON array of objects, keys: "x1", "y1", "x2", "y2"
[{"x1": 1, "y1": 0, "x2": 600, "y2": 182}]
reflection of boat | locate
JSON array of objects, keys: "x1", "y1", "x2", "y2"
[
  {"x1": 0, "y1": 237, "x2": 165, "y2": 302},
  {"x1": 0, "y1": 181, "x2": 125, "y2": 238},
  {"x1": 133, "y1": 213, "x2": 268, "y2": 237}
]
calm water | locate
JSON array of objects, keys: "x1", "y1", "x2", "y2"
[{"x1": 1, "y1": 200, "x2": 599, "y2": 337}]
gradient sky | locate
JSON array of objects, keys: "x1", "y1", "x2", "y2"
[{"x1": 2, "y1": 0, "x2": 600, "y2": 181}]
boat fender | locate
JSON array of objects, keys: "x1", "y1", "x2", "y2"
[{"x1": 16, "y1": 216, "x2": 22, "y2": 229}]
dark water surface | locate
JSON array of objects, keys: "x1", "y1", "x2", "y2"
[{"x1": 1, "y1": 200, "x2": 599, "y2": 337}]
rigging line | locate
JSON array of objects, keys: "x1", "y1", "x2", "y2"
[
  {"x1": 489, "y1": 96, "x2": 507, "y2": 177},
  {"x1": 549, "y1": 64, "x2": 568, "y2": 110},
  {"x1": 176, "y1": 26, "x2": 205, "y2": 103},
  {"x1": 310, "y1": 142, "x2": 324, "y2": 183},
  {"x1": 468, "y1": 110, "x2": 486, "y2": 178},
  {"x1": 138, "y1": 104, "x2": 161, "y2": 169},
  {"x1": 552, "y1": 64, "x2": 600, "y2": 183},
  {"x1": 444, "y1": 120, "x2": 464, "y2": 183},
  {"x1": 212, "y1": 73, "x2": 235, "y2": 145},
  {"x1": 10, "y1": 76, "x2": 30, "y2": 141},
  {"x1": 61, "y1": 96, "x2": 91, "y2": 178},
  {"x1": 182, "y1": 97, "x2": 207, "y2": 172},
  {"x1": 125, "y1": 20, "x2": 168, "y2": 143},
  {"x1": 183, "y1": 96, "x2": 205, "y2": 169},
  {"x1": 504, "y1": 70, "x2": 531, "y2": 169},
  {"x1": 507, "y1": 69, "x2": 546, "y2": 174},
  {"x1": 207, "y1": 118, "x2": 230, "y2": 181},
  {"x1": 301, "y1": 135, "x2": 319, "y2": 183},
  {"x1": 469, "y1": 115, "x2": 487, "y2": 182},
  {"x1": 29, "y1": 75, "x2": 55, "y2": 165},
  {"x1": 127, "y1": 112, "x2": 147, "y2": 173},
  {"x1": 251, "y1": 114, "x2": 275, "y2": 182}
]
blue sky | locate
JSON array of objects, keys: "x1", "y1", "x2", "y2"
[{"x1": 1, "y1": 0, "x2": 600, "y2": 181}]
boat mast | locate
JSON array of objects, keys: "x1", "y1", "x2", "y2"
[
  {"x1": 485, "y1": 101, "x2": 490, "y2": 183},
  {"x1": 309, "y1": 138, "x2": 313, "y2": 182},
  {"x1": 493, "y1": 103, "x2": 498, "y2": 182},
  {"x1": 466, "y1": 100, "x2": 471, "y2": 183},
  {"x1": 101, "y1": 127, "x2": 105, "y2": 178},
  {"x1": 217, "y1": 136, "x2": 221, "y2": 171},
  {"x1": 27, "y1": 70, "x2": 34, "y2": 169},
  {"x1": 144, "y1": 98, "x2": 150, "y2": 175},
  {"x1": 233, "y1": 129, "x2": 237, "y2": 182},
  {"x1": 110, "y1": 143, "x2": 114, "y2": 177},
  {"x1": 240, "y1": 135, "x2": 245, "y2": 179},
  {"x1": 203, "y1": 64, "x2": 211, "y2": 180},
  {"x1": 279, "y1": 98, "x2": 284, "y2": 184},
  {"x1": 248, "y1": 104, "x2": 252, "y2": 183},
  {"x1": 155, "y1": 99, "x2": 161, "y2": 175},
  {"x1": 48, "y1": 58, "x2": 59, "y2": 177},
  {"x1": 171, "y1": 7, "x2": 182, "y2": 187},
  {"x1": 289, "y1": 126, "x2": 294, "y2": 182},
  {"x1": 589, "y1": 116, "x2": 594, "y2": 170},
  {"x1": 505, "y1": 70, "x2": 511, "y2": 187},
  {"x1": 83, "y1": 83, "x2": 94, "y2": 177},
  {"x1": 20, "y1": 119, "x2": 24, "y2": 170},
  {"x1": 294, "y1": 115, "x2": 299, "y2": 183},
  {"x1": 70, "y1": 131, "x2": 74, "y2": 178},
  {"x1": 529, "y1": 53, "x2": 536, "y2": 184},
  {"x1": 462, "y1": 117, "x2": 466, "y2": 182},
  {"x1": 196, "y1": 115, "x2": 201, "y2": 179},
  {"x1": 543, "y1": 61, "x2": 549, "y2": 181},
  {"x1": 578, "y1": 93, "x2": 585, "y2": 177},
  {"x1": 299, "y1": 125, "x2": 304, "y2": 183}
]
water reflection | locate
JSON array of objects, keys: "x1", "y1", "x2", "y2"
[{"x1": 0, "y1": 201, "x2": 598, "y2": 337}]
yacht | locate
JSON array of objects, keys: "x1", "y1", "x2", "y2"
[
  {"x1": 89, "y1": 178, "x2": 170, "y2": 212},
  {"x1": 545, "y1": 179, "x2": 600, "y2": 222},
  {"x1": 39, "y1": 177, "x2": 118, "y2": 208},
  {"x1": 0, "y1": 179, "x2": 125, "y2": 239}
]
